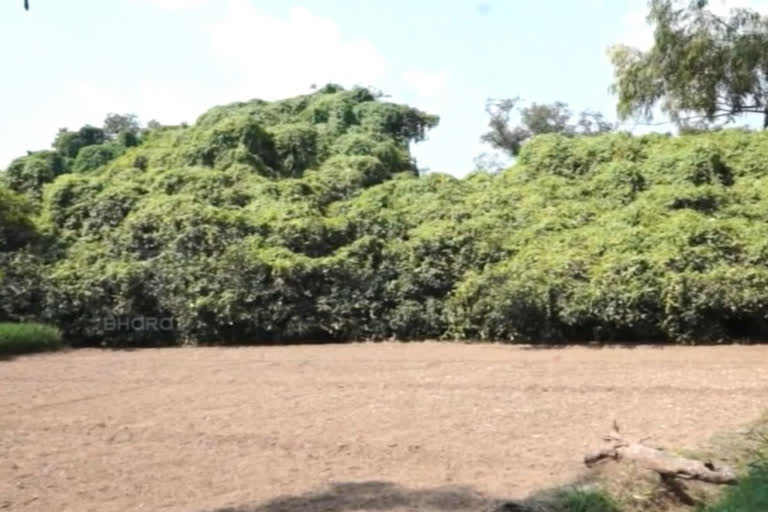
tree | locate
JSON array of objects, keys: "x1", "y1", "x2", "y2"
[
  {"x1": 103, "y1": 113, "x2": 140, "y2": 139},
  {"x1": 610, "y1": 0, "x2": 768, "y2": 128},
  {"x1": 576, "y1": 110, "x2": 616, "y2": 135},
  {"x1": 480, "y1": 98, "x2": 529, "y2": 157},
  {"x1": 481, "y1": 98, "x2": 614, "y2": 157},
  {"x1": 472, "y1": 151, "x2": 509, "y2": 173},
  {"x1": 520, "y1": 100, "x2": 572, "y2": 136}
]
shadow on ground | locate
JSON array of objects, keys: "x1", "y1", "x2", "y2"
[{"x1": 202, "y1": 481, "x2": 534, "y2": 512}]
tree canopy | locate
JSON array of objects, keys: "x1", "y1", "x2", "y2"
[
  {"x1": 103, "y1": 113, "x2": 141, "y2": 139},
  {"x1": 610, "y1": 0, "x2": 768, "y2": 128}
]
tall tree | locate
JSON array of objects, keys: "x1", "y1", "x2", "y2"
[
  {"x1": 103, "y1": 113, "x2": 140, "y2": 139},
  {"x1": 610, "y1": 0, "x2": 768, "y2": 128},
  {"x1": 480, "y1": 98, "x2": 529, "y2": 157}
]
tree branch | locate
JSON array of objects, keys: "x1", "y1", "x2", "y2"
[
  {"x1": 634, "y1": 110, "x2": 735, "y2": 127},
  {"x1": 585, "y1": 423, "x2": 738, "y2": 485}
]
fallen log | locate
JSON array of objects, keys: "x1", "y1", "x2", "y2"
[{"x1": 584, "y1": 422, "x2": 737, "y2": 485}]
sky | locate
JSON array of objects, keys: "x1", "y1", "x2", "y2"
[{"x1": 1, "y1": 0, "x2": 766, "y2": 176}]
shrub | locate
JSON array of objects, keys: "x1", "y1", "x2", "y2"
[
  {"x1": 0, "y1": 252, "x2": 50, "y2": 322},
  {"x1": 0, "y1": 323, "x2": 62, "y2": 356},
  {"x1": 0, "y1": 187, "x2": 37, "y2": 251}
]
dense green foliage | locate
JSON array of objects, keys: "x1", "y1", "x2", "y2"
[
  {"x1": 3, "y1": 85, "x2": 768, "y2": 346},
  {"x1": 0, "y1": 187, "x2": 37, "y2": 252},
  {"x1": 610, "y1": 0, "x2": 768, "y2": 128},
  {"x1": 0, "y1": 322, "x2": 61, "y2": 356}
]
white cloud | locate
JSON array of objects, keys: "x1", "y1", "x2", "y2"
[
  {"x1": 402, "y1": 71, "x2": 448, "y2": 97},
  {"x1": 70, "y1": 80, "x2": 213, "y2": 126},
  {"x1": 0, "y1": 78, "x2": 220, "y2": 169},
  {"x1": 708, "y1": 0, "x2": 768, "y2": 16},
  {"x1": 617, "y1": 5, "x2": 653, "y2": 50},
  {"x1": 208, "y1": 1, "x2": 388, "y2": 101},
  {"x1": 0, "y1": 1, "x2": 394, "y2": 169}
]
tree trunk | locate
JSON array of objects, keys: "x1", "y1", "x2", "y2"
[{"x1": 584, "y1": 423, "x2": 737, "y2": 485}]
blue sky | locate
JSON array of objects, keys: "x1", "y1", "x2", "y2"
[{"x1": 0, "y1": 0, "x2": 762, "y2": 176}]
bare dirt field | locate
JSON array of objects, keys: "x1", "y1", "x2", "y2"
[{"x1": 1, "y1": 342, "x2": 767, "y2": 512}]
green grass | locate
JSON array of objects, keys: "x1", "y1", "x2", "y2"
[
  {"x1": 704, "y1": 458, "x2": 768, "y2": 512},
  {"x1": 557, "y1": 488, "x2": 621, "y2": 512},
  {"x1": 0, "y1": 322, "x2": 62, "y2": 356}
]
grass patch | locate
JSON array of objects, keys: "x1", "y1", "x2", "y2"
[
  {"x1": 704, "y1": 457, "x2": 768, "y2": 512},
  {"x1": 0, "y1": 322, "x2": 62, "y2": 356},
  {"x1": 557, "y1": 488, "x2": 621, "y2": 512}
]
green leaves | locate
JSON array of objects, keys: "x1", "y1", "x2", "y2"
[{"x1": 270, "y1": 123, "x2": 319, "y2": 177}]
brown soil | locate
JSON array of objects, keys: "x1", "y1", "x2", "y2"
[{"x1": 1, "y1": 342, "x2": 767, "y2": 512}]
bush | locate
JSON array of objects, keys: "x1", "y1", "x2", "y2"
[
  {"x1": 0, "y1": 252, "x2": 50, "y2": 322},
  {"x1": 0, "y1": 323, "x2": 62, "y2": 356},
  {"x1": 0, "y1": 187, "x2": 37, "y2": 251}
]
